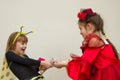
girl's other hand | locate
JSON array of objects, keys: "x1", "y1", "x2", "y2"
[
  {"x1": 70, "y1": 53, "x2": 80, "y2": 60},
  {"x1": 41, "y1": 61, "x2": 53, "y2": 69},
  {"x1": 51, "y1": 59, "x2": 68, "y2": 68}
]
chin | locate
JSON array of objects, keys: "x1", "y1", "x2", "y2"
[
  {"x1": 20, "y1": 52, "x2": 25, "y2": 55},
  {"x1": 82, "y1": 36, "x2": 85, "y2": 39}
]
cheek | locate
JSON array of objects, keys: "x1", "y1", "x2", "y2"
[
  {"x1": 15, "y1": 43, "x2": 21, "y2": 49},
  {"x1": 81, "y1": 29, "x2": 85, "y2": 34},
  {"x1": 80, "y1": 30, "x2": 83, "y2": 34}
]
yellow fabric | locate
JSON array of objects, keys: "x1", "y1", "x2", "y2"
[
  {"x1": 0, "y1": 57, "x2": 17, "y2": 80},
  {"x1": 104, "y1": 34, "x2": 109, "y2": 40},
  {"x1": 31, "y1": 75, "x2": 45, "y2": 80}
]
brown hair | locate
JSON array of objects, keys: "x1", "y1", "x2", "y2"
[
  {"x1": 78, "y1": 9, "x2": 119, "y2": 59},
  {"x1": 6, "y1": 32, "x2": 28, "y2": 52}
]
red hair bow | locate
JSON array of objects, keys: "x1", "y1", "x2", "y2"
[
  {"x1": 77, "y1": 8, "x2": 96, "y2": 20},
  {"x1": 77, "y1": 12, "x2": 87, "y2": 20}
]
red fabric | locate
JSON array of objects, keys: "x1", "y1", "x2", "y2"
[
  {"x1": 38, "y1": 57, "x2": 45, "y2": 61},
  {"x1": 77, "y1": 13, "x2": 87, "y2": 20},
  {"x1": 77, "y1": 8, "x2": 96, "y2": 21},
  {"x1": 80, "y1": 33, "x2": 103, "y2": 52},
  {"x1": 67, "y1": 34, "x2": 120, "y2": 80}
]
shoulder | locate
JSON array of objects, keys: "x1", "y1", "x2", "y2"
[
  {"x1": 88, "y1": 34, "x2": 104, "y2": 47},
  {"x1": 5, "y1": 51, "x2": 15, "y2": 56},
  {"x1": 5, "y1": 51, "x2": 15, "y2": 61}
]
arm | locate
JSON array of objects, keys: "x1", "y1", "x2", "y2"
[
  {"x1": 82, "y1": 37, "x2": 105, "y2": 63},
  {"x1": 6, "y1": 51, "x2": 40, "y2": 66},
  {"x1": 38, "y1": 57, "x2": 52, "y2": 70},
  {"x1": 52, "y1": 60, "x2": 68, "y2": 68}
]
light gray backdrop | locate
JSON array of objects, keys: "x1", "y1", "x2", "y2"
[{"x1": 0, "y1": 0, "x2": 120, "y2": 80}]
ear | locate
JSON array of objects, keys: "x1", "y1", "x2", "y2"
[{"x1": 86, "y1": 23, "x2": 95, "y2": 32}]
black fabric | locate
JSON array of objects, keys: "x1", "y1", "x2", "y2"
[{"x1": 5, "y1": 51, "x2": 41, "y2": 80}]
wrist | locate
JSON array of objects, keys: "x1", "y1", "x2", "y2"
[{"x1": 61, "y1": 60, "x2": 68, "y2": 67}]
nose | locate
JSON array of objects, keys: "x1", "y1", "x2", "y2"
[
  {"x1": 24, "y1": 43, "x2": 27, "y2": 48},
  {"x1": 80, "y1": 32, "x2": 84, "y2": 38},
  {"x1": 80, "y1": 31, "x2": 82, "y2": 35}
]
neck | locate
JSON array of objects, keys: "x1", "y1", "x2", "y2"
[
  {"x1": 11, "y1": 50, "x2": 25, "y2": 57},
  {"x1": 88, "y1": 31, "x2": 100, "y2": 37}
]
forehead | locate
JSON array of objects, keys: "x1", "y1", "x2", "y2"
[
  {"x1": 17, "y1": 35, "x2": 28, "y2": 43},
  {"x1": 78, "y1": 22, "x2": 86, "y2": 26},
  {"x1": 78, "y1": 22, "x2": 86, "y2": 29}
]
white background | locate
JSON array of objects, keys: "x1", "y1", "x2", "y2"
[{"x1": 0, "y1": 0, "x2": 120, "y2": 80}]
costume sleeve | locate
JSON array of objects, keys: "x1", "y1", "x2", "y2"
[
  {"x1": 67, "y1": 47, "x2": 102, "y2": 80},
  {"x1": 67, "y1": 34, "x2": 105, "y2": 80},
  {"x1": 5, "y1": 51, "x2": 40, "y2": 66},
  {"x1": 82, "y1": 47, "x2": 102, "y2": 63},
  {"x1": 67, "y1": 59, "x2": 92, "y2": 80}
]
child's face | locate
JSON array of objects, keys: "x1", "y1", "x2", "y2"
[
  {"x1": 78, "y1": 23, "x2": 87, "y2": 38},
  {"x1": 78, "y1": 22, "x2": 95, "y2": 38},
  {"x1": 14, "y1": 41, "x2": 27, "y2": 55}
]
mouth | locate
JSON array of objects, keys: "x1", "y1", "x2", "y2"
[{"x1": 21, "y1": 48, "x2": 26, "y2": 52}]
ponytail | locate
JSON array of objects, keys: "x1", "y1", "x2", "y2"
[
  {"x1": 106, "y1": 39, "x2": 119, "y2": 59},
  {"x1": 101, "y1": 29, "x2": 119, "y2": 59}
]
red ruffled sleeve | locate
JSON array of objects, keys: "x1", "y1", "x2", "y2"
[
  {"x1": 67, "y1": 34, "x2": 104, "y2": 80},
  {"x1": 67, "y1": 48, "x2": 102, "y2": 80},
  {"x1": 67, "y1": 58, "x2": 91, "y2": 80}
]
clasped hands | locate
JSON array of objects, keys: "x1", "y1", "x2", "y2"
[
  {"x1": 39, "y1": 59, "x2": 68, "y2": 73},
  {"x1": 39, "y1": 53, "x2": 79, "y2": 73}
]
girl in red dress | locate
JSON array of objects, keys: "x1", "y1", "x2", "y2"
[{"x1": 52, "y1": 8, "x2": 120, "y2": 80}]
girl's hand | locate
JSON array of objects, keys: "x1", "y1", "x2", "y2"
[
  {"x1": 39, "y1": 60, "x2": 53, "y2": 74},
  {"x1": 70, "y1": 53, "x2": 80, "y2": 60},
  {"x1": 51, "y1": 59, "x2": 68, "y2": 68},
  {"x1": 38, "y1": 57, "x2": 52, "y2": 69},
  {"x1": 40, "y1": 61, "x2": 53, "y2": 69}
]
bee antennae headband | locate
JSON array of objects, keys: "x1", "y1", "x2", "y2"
[{"x1": 12, "y1": 26, "x2": 34, "y2": 44}]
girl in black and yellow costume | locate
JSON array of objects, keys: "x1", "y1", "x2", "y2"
[{"x1": 0, "y1": 26, "x2": 52, "y2": 80}]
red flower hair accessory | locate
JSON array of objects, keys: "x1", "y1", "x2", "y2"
[
  {"x1": 77, "y1": 8, "x2": 96, "y2": 20},
  {"x1": 77, "y1": 12, "x2": 87, "y2": 20}
]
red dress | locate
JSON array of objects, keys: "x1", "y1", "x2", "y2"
[{"x1": 67, "y1": 34, "x2": 120, "y2": 80}]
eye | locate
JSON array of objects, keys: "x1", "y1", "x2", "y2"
[
  {"x1": 21, "y1": 42, "x2": 24, "y2": 45},
  {"x1": 80, "y1": 27, "x2": 82, "y2": 30},
  {"x1": 79, "y1": 26, "x2": 81, "y2": 30},
  {"x1": 20, "y1": 41, "x2": 24, "y2": 45}
]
